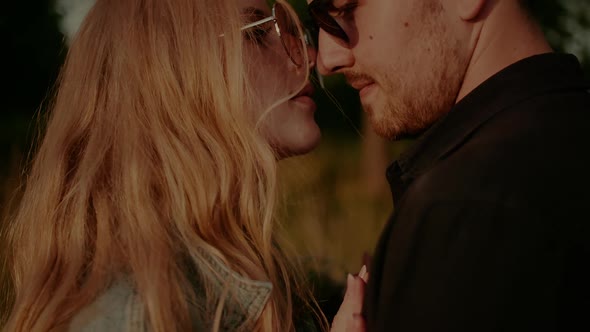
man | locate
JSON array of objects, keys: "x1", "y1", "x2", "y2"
[{"x1": 308, "y1": 0, "x2": 590, "y2": 331}]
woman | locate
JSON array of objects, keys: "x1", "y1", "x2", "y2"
[{"x1": 4, "y1": 0, "x2": 325, "y2": 330}]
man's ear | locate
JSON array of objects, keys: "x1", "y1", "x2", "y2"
[{"x1": 456, "y1": 0, "x2": 486, "y2": 21}]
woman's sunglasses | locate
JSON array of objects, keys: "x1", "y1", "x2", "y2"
[
  {"x1": 240, "y1": 1, "x2": 308, "y2": 67},
  {"x1": 308, "y1": 0, "x2": 351, "y2": 44}
]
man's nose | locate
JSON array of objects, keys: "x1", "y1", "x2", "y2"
[{"x1": 316, "y1": 28, "x2": 354, "y2": 75}]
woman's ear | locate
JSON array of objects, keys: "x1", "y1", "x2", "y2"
[{"x1": 457, "y1": 0, "x2": 486, "y2": 21}]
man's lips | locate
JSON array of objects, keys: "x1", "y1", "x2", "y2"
[
  {"x1": 348, "y1": 79, "x2": 376, "y2": 99},
  {"x1": 349, "y1": 80, "x2": 375, "y2": 91}
]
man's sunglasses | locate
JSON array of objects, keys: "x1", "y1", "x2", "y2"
[{"x1": 308, "y1": 0, "x2": 351, "y2": 44}]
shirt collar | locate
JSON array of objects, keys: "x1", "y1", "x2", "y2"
[{"x1": 386, "y1": 53, "x2": 589, "y2": 202}]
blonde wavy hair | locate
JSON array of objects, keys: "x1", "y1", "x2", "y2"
[{"x1": 4, "y1": 0, "x2": 324, "y2": 330}]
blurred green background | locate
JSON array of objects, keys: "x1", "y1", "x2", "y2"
[{"x1": 1, "y1": 0, "x2": 589, "y2": 325}]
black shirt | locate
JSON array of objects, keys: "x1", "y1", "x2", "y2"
[{"x1": 364, "y1": 53, "x2": 590, "y2": 332}]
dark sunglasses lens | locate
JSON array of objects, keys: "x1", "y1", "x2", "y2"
[
  {"x1": 309, "y1": 1, "x2": 349, "y2": 43},
  {"x1": 275, "y1": 3, "x2": 305, "y2": 66}
]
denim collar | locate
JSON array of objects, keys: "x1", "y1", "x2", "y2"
[
  {"x1": 69, "y1": 251, "x2": 273, "y2": 332},
  {"x1": 190, "y1": 250, "x2": 273, "y2": 330}
]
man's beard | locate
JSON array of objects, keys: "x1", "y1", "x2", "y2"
[
  {"x1": 365, "y1": 46, "x2": 467, "y2": 141},
  {"x1": 365, "y1": 77, "x2": 458, "y2": 140}
]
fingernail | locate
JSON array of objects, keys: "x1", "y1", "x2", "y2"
[
  {"x1": 359, "y1": 265, "x2": 367, "y2": 279},
  {"x1": 347, "y1": 273, "x2": 354, "y2": 286}
]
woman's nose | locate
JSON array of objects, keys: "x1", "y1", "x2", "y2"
[{"x1": 287, "y1": 34, "x2": 317, "y2": 72}]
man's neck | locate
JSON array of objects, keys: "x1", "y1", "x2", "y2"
[{"x1": 456, "y1": 1, "x2": 553, "y2": 103}]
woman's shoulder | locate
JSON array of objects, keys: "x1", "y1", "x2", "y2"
[{"x1": 67, "y1": 279, "x2": 147, "y2": 332}]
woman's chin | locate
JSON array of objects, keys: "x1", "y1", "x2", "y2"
[{"x1": 273, "y1": 127, "x2": 322, "y2": 160}]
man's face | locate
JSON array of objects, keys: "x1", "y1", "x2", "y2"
[{"x1": 311, "y1": 0, "x2": 472, "y2": 139}]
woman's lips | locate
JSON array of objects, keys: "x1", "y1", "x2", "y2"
[
  {"x1": 293, "y1": 82, "x2": 315, "y2": 99},
  {"x1": 291, "y1": 95, "x2": 316, "y2": 109},
  {"x1": 290, "y1": 82, "x2": 316, "y2": 110}
]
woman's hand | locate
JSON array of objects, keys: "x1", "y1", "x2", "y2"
[{"x1": 330, "y1": 265, "x2": 369, "y2": 332}]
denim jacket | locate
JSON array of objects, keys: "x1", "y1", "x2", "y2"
[{"x1": 67, "y1": 253, "x2": 274, "y2": 331}]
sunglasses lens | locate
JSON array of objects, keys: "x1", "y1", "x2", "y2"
[
  {"x1": 309, "y1": 1, "x2": 349, "y2": 43},
  {"x1": 275, "y1": 2, "x2": 306, "y2": 67}
]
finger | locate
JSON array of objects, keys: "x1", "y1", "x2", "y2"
[
  {"x1": 346, "y1": 313, "x2": 367, "y2": 332},
  {"x1": 338, "y1": 274, "x2": 355, "y2": 313},
  {"x1": 331, "y1": 276, "x2": 366, "y2": 332},
  {"x1": 340, "y1": 274, "x2": 365, "y2": 314}
]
